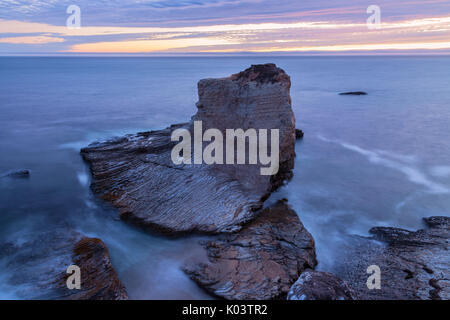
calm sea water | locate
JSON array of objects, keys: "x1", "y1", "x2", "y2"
[{"x1": 1, "y1": 56, "x2": 449, "y2": 299}]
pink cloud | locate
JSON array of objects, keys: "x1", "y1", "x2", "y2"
[{"x1": 0, "y1": 35, "x2": 65, "y2": 44}]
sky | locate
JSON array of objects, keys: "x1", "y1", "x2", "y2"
[{"x1": 0, "y1": 0, "x2": 449, "y2": 55}]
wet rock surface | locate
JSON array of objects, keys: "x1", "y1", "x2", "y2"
[
  {"x1": 0, "y1": 231, "x2": 127, "y2": 300},
  {"x1": 335, "y1": 216, "x2": 449, "y2": 300},
  {"x1": 63, "y1": 237, "x2": 128, "y2": 300},
  {"x1": 287, "y1": 270, "x2": 355, "y2": 300},
  {"x1": 81, "y1": 64, "x2": 296, "y2": 235},
  {"x1": 183, "y1": 200, "x2": 317, "y2": 300}
]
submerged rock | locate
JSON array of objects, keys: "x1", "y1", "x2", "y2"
[
  {"x1": 81, "y1": 64, "x2": 296, "y2": 234},
  {"x1": 0, "y1": 231, "x2": 127, "y2": 300},
  {"x1": 1, "y1": 169, "x2": 30, "y2": 178},
  {"x1": 183, "y1": 200, "x2": 317, "y2": 300},
  {"x1": 339, "y1": 91, "x2": 367, "y2": 96},
  {"x1": 287, "y1": 270, "x2": 355, "y2": 300},
  {"x1": 335, "y1": 216, "x2": 450, "y2": 300},
  {"x1": 295, "y1": 129, "x2": 304, "y2": 139}
]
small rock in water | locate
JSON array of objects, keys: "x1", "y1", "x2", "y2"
[
  {"x1": 339, "y1": 91, "x2": 368, "y2": 96},
  {"x1": 1, "y1": 169, "x2": 30, "y2": 178},
  {"x1": 295, "y1": 129, "x2": 304, "y2": 139}
]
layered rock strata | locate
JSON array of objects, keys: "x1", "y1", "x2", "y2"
[
  {"x1": 184, "y1": 201, "x2": 317, "y2": 300},
  {"x1": 81, "y1": 64, "x2": 296, "y2": 234},
  {"x1": 287, "y1": 270, "x2": 355, "y2": 300},
  {"x1": 335, "y1": 216, "x2": 449, "y2": 300}
]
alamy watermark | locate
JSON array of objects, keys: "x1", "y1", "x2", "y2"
[
  {"x1": 170, "y1": 121, "x2": 280, "y2": 176},
  {"x1": 366, "y1": 265, "x2": 381, "y2": 289},
  {"x1": 66, "y1": 264, "x2": 81, "y2": 290},
  {"x1": 66, "y1": 5, "x2": 81, "y2": 29},
  {"x1": 367, "y1": 5, "x2": 381, "y2": 30}
]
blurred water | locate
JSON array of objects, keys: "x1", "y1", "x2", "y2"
[{"x1": 0, "y1": 56, "x2": 449, "y2": 298}]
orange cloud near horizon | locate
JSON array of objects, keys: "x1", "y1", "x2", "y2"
[
  {"x1": 0, "y1": 35, "x2": 65, "y2": 44},
  {"x1": 69, "y1": 37, "x2": 240, "y2": 53}
]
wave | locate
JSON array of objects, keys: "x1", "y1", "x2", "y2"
[
  {"x1": 317, "y1": 135, "x2": 449, "y2": 194},
  {"x1": 77, "y1": 172, "x2": 89, "y2": 187},
  {"x1": 430, "y1": 165, "x2": 450, "y2": 178}
]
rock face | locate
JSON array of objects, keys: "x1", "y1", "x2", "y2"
[
  {"x1": 335, "y1": 216, "x2": 449, "y2": 300},
  {"x1": 183, "y1": 200, "x2": 317, "y2": 300},
  {"x1": 287, "y1": 270, "x2": 355, "y2": 300},
  {"x1": 81, "y1": 64, "x2": 296, "y2": 234},
  {"x1": 0, "y1": 231, "x2": 127, "y2": 300}
]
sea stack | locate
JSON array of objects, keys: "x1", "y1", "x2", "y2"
[{"x1": 81, "y1": 64, "x2": 296, "y2": 234}]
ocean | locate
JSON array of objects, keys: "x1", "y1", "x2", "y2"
[{"x1": 1, "y1": 56, "x2": 449, "y2": 299}]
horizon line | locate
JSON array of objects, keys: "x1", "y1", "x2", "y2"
[{"x1": 2, "y1": 51, "x2": 450, "y2": 57}]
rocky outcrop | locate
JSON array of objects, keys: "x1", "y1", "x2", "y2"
[
  {"x1": 295, "y1": 129, "x2": 304, "y2": 139},
  {"x1": 81, "y1": 64, "x2": 296, "y2": 234},
  {"x1": 287, "y1": 270, "x2": 355, "y2": 300},
  {"x1": 62, "y1": 237, "x2": 128, "y2": 300},
  {"x1": 183, "y1": 200, "x2": 316, "y2": 300},
  {"x1": 335, "y1": 216, "x2": 449, "y2": 300},
  {"x1": 0, "y1": 231, "x2": 127, "y2": 300}
]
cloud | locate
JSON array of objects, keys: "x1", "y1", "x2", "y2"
[
  {"x1": 240, "y1": 41, "x2": 450, "y2": 53},
  {"x1": 0, "y1": 0, "x2": 259, "y2": 12},
  {"x1": 1, "y1": 0, "x2": 448, "y2": 26},
  {"x1": 0, "y1": 1, "x2": 449, "y2": 53},
  {"x1": 2, "y1": 16, "x2": 449, "y2": 36},
  {"x1": 0, "y1": 35, "x2": 64, "y2": 44},
  {"x1": 69, "y1": 37, "x2": 240, "y2": 52}
]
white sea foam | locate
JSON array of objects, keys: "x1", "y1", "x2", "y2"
[
  {"x1": 318, "y1": 135, "x2": 449, "y2": 194},
  {"x1": 58, "y1": 141, "x2": 88, "y2": 151},
  {"x1": 0, "y1": 274, "x2": 21, "y2": 300},
  {"x1": 429, "y1": 165, "x2": 450, "y2": 178},
  {"x1": 84, "y1": 199, "x2": 98, "y2": 209},
  {"x1": 376, "y1": 150, "x2": 417, "y2": 164},
  {"x1": 77, "y1": 172, "x2": 89, "y2": 187},
  {"x1": 394, "y1": 192, "x2": 422, "y2": 213}
]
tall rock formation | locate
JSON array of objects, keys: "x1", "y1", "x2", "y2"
[{"x1": 81, "y1": 64, "x2": 296, "y2": 234}]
